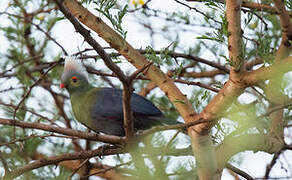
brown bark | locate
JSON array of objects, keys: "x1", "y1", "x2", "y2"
[
  {"x1": 226, "y1": 0, "x2": 244, "y2": 74},
  {"x1": 273, "y1": 0, "x2": 292, "y2": 60},
  {"x1": 3, "y1": 146, "x2": 123, "y2": 179},
  {"x1": 32, "y1": 152, "x2": 129, "y2": 180},
  {"x1": 0, "y1": 118, "x2": 124, "y2": 144}
]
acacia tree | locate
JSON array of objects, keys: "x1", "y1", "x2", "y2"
[{"x1": 0, "y1": 0, "x2": 292, "y2": 179}]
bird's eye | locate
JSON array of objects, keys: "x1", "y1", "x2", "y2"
[{"x1": 72, "y1": 76, "x2": 78, "y2": 83}]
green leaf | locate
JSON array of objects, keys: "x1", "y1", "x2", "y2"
[
  {"x1": 173, "y1": 99, "x2": 186, "y2": 104},
  {"x1": 197, "y1": 35, "x2": 223, "y2": 43}
]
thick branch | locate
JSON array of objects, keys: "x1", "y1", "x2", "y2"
[
  {"x1": 243, "y1": 56, "x2": 292, "y2": 85},
  {"x1": 198, "y1": 79, "x2": 245, "y2": 129},
  {"x1": 226, "y1": 0, "x2": 243, "y2": 73},
  {"x1": 273, "y1": 0, "x2": 292, "y2": 60},
  {"x1": 273, "y1": 0, "x2": 292, "y2": 36}
]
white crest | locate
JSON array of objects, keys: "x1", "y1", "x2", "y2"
[{"x1": 63, "y1": 56, "x2": 88, "y2": 79}]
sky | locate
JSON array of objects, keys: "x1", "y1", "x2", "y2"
[{"x1": 0, "y1": 0, "x2": 292, "y2": 180}]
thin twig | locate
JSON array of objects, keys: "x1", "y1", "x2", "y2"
[
  {"x1": 0, "y1": 133, "x2": 79, "y2": 147},
  {"x1": 159, "y1": 131, "x2": 180, "y2": 161},
  {"x1": 13, "y1": 61, "x2": 61, "y2": 121},
  {"x1": 54, "y1": 0, "x2": 127, "y2": 82},
  {"x1": 185, "y1": 0, "x2": 281, "y2": 15},
  {"x1": 31, "y1": 22, "x2": 68, "y2": 55},
  {"x1": 87, "y1": 66, "x2": 220, "y2": 92},
  {"x1": 77, "y1": 49, "x2": 230, "y2": 73},
  {"x1": 82, "y1": 161, "x2": 131, "y2": 179},
  {"x1": 263, "y1": 103, "x2": 292, "y2": 117},
  {"x1": 129, "y1": 61, "x2": 153, "y2": 81},
  {"x1": 0, "y1": 55, "x2": 44, "y2": 77},
  {"x1": 226, "y1": 163, "x2": 254, "y2": 180},
  {"x1": 3, "y1": 146, "x2": 123, "y2": 179},
  {"x1": 174, "y1": 0, "x2": 221, "y2": 24},
  {"x1": 139, "y1": 49, "x2": 229, "y2": 73},
  {"x1": 139, "y1": 118, "x2": 210, "y2": 136},
  {"x1": 0, "y1": 101, "x2": 60, "y2": 126},
  {"x1": 264, "y1": 150, "x2": 282, "y2": 179},
  {"x1": 68, "y1": 158, "x2": 90, "y2": 180},
  {"x1": 175, "y1": 79, "x2": 219, "y2": 92}
]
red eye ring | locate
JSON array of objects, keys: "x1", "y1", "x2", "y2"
[{"x1": 72, "y1": 76, "x2": 78, "y2": 83}]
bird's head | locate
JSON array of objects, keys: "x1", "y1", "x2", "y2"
[{"x1": 60, "y1": 57, "x2": 89, "y2": 93}]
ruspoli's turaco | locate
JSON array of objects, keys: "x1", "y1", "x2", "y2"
[{"x1": 60, "y1": 57, "x2": 179, "y2": 136}]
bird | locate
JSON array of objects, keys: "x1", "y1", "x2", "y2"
[{"x1": 60, "y1": 57, "x2": 179, "y2": 136}]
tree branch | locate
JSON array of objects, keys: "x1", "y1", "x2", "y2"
[
  {"x1": 273, "y1": 0, "x2": 292, "y2": 60},
  {"x1": 226, "y1": 163, "x2": 254, "y2": 180},
  {"x1": 13, "y1": 61, "x2": 60, "y2": 121},
  {"x1": 123, "y1": 62, "x2": 154, "y2": 139},
  {"x1": 226, "y1": 0, "x2": 244, "y2": 73},
  {"x1": 3, "y1": 146, "x2": 123, "y2": 179},
  {"x1": 138, "y1": 49, "x2": 229, "y2": 73},
  {"x1": 0, "y1": 118, "x2": 124, "y2": 144},
  {"x1": 243, "y1": 56, "x2": 292, "y2": 85},
  {"x1": 186, "y1": 0, "x2": 282, "y2": 16},
  {"x1": 139, "y1": 118, "x2": 210, "y2": 136},
  {"x1": 264, "y1": 150, "x2": 282, "y2": 179}
]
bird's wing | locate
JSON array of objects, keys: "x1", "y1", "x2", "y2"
[
  {"x1": 131, "y1": 91, "x2": 162, "y2": 116},
  {"x1": 89, "y1": 87, "x2": 162, "y2": 118},
  {"x1": 87, "y1": 88, "x2": 180, "y2": 135}
]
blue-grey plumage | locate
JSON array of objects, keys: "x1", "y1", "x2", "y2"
[{"x1": 88, "y1": 87, "x2": 164, "y2": 135}]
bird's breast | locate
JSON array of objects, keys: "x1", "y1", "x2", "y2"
[{"x1": 70, "y1": 92, "x2": 92, "y2": 126}]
